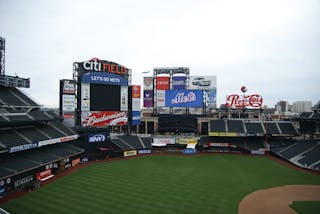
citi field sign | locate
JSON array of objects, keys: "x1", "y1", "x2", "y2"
[{"x1": 79, "y1": 58, "x2": 129, "y2": 78}]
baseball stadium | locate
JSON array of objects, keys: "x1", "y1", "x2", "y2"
[{"x1": 0, "y1": 37, "x2": 320, "y2": 213}]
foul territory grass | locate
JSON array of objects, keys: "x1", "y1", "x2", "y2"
[
  {"x1": 290, "y1": 201, "x2": 320, "y2": 214},
  {"x1": 2, "y1": 155, "x2": 320, "y2": 214}
]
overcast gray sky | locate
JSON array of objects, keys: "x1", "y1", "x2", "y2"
[{"x1": 1, "y1": 0, "x2": 319, "y2": 108}]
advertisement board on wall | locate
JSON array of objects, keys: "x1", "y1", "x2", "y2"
[
  {"x1": 143, "y1": 77, "x2": 153, "y2": 90},
  {"x1": 88, "y1": 133, "x2": 108, "y2": 143},
  {"x1": 189, "y1": 76, "x2": 217, "y2": 90},
  {"x1": 131, "y1": 85, "x2": 141, "y2": 98},
  {"x1": 61, "y1": 79, "x2": 76, "y2": 94},
  {"x1": 172, "y1": 76, "x2": 186, "y2": 89},
  {"x1": 81, "y1": 111, "x2": 128, "y2": 127},
  {"x1": 120, "y1": 86, "x2": 128, "y2": 111},
  {"x1": 36, "y1": 169, "x2": 52, "y2": 181},
  {"x1": 131, "y1": 111, "x2": 141, "y2": 125},
  {"x1": 153, "y1": 138, "x2": 176, "y2": 146},
  {"x1": 143, "y1": 90, "x2": 153, "y2": 107},
  {"x1": 62, "y1": 95, "x2": 76, "y2": 111},
  {"x1": 81, "y1": 72, "x2": 128, "y2": 86},
  {"x1": 204, "y1": 90, "x2": 217, "y2": 109},
  {"x1": 124, "y1": 150, "x2": 137, "y2": 157},
  {"x1": 132, "y1": 98, "x2": 141, "y2": 111},
  {"x1": 156, "y1": 76, "x2": 170, "y2": 90},
  {"x1": 165, "y1": 90, "x2": 203, "y2": 107},
  {"x1": 81, "y1": 83, "x2": 90, "y2": 111},
  {"x1": 156, "y1": 90, "x2": 166, "y2": 107}
]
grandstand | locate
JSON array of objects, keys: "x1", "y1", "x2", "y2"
[
  {"x1": 271, "y1": 140, "x2": 320, "y2": 171},
  {"x1": 110, "y1": 135, "x2": 152, "y2": 151},
  {"x1": 0, "y1": 81, "x2": 82, "y2": 194}
]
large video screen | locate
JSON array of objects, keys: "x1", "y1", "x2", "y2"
[{"x1": 90, "y1": 84, "x2": 120, "y2": 111}]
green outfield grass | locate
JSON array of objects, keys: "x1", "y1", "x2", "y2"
[
  {"x1": 2, "y1": 155, "x2": 320, "y2": 214},
  {"x1": 290, "y1": 201, "x2": 320, "y2": 214}
]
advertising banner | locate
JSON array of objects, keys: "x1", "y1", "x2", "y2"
[
  {"x1": 143, "y1": 90, "x2": 153, "y2": 107},
  {"x1": 131, "y1": 85, "x2": 141, "y2": 98},
  {"x1": 205, "y1": 90, "x2": 217, "y2": 109},
  {"x1": 208, "y1": 132, "x2": 237, "y2": 137},
  {"x1": 61, "y1": 79, "x2": 76, "y2": 94},
  {"x1": 62, "y1": 95, "x2": 76, "y2": 111},
  {"x1": 152, "y1": 138, "x2": 175, "y2": 146},
  {"x1": 38, "y1": 135, "x2": 79, "y2": 147},
  {"x1": 88, "y1": 133, "x2": 108, "y2": 143},
  {"x1": 156, "y1": 76, "x2": 170, "y2": 90},
  {"x1": 165, "y1": 90, "x2": 203, "y2": 107},
  {"x1": 124, "y1": 150, "x2": 137, "y2": 157},
  {"x1": 172, "y1": 76, "x2": 186, "y2": 89},
  {"x1": 132, "y1": 98, "x2": 141, "y2": 111},
  {"x1": 81, "y1": 111, "x2": 128, "y2": 127},
  {"x1": 81, "y1": 83, "x2": 90, "y2": 111},
  {"x1": 156, "y1": 90, "x2": 166, "y2": 107},
  {"x1": 72, "y1": 158, "x2": 81, "y2": 167},
  {"x1": 9, "y1": 143, "x2": 38, "y2": 153},
  {"x1": 120, "y1": 86, "x2": 128, "y2": 111},
  {"x1": 131, "y1": 111, "x2": 141, "y2": 125},
  {"x1": 143, "y1": 77, "x2": 153, "y2": 90},
  {"x1": 138, "y1": 149, "x2": 152, "y2": 154},
  {"x1": 189, "y1": 76, "x2": 217, "y2": 90},
  {"x1": 77, "y1": 58, "x2": 129, "y2": 78},
  {"x1": 36, "y1": 169, "x2": 52, "y2": 181},
  {"x1": 178, "y1": 138, "x2": 198, "y2": 145},
  {"x1": 14, "y1": 175, "x2": 34, "y2": 189},
  {"x1": 225, "y1": 94, "x2": 263, "y2": 109},
  {"x1": 81, "y1": 72, "x2": 128, "y2": 86}
]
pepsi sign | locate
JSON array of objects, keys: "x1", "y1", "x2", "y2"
[{"x1": 88, "y1": 133, "x2": 108, "y2": 143}]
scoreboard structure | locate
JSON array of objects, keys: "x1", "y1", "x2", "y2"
[{"x1": 70, "y1": 58, "x2": 141, "y2": 128}]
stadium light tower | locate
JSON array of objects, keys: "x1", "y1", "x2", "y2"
[{"x1": 0, "y1": 37, "x2": 5, "y2": 75}]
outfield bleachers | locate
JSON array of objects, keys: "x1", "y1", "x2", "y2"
[
  {"x1": 278, "y1": 122, "x2": 298, "y2": 135},
  {"x1": 227, "y1": 120, "x2": 245, "y2": 133},
  {"x1": 245, "y1": 122, "x2": 265, "y2": 135},
  {"x1": 263, "y1": 122, "x2": 280, "y2": 135},
  {"x1": 111, "y1": 138, "x2": 134, "y2": 150},
  {"x1": 210, "y1": 120, "x2": 226, "y2": 132}
]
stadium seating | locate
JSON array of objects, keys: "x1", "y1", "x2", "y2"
[
  {"x1": 263, "y1": 122, "x2": 280, "y2": 135},
  {"x1": 227, "y1": 120, "x2": 245, "y2": 133},
  {"x1": 245, "y1": 122, "x2": 265, "y2": 135},
  {"x1": 299, "y1": 112, "x2": 313, "y2": 118},
  {"x1": 111, "y1": 138, "x2": 135, "y2": 150},
  {"x1": 0, "y1": 86, "x2": 28, "y2": 106},
  {"x1": 277, "y1": 122, "x2": 299, "y2": 135},
  {"x1": 210, "y1": 120, "x2": 226, "y2": 132},
  {"x1": 0, "y1": 129, "x2": 31, "y2": 148},
  {"x1": 0, "y1": 143, "x2": 84, "y2": 179}
]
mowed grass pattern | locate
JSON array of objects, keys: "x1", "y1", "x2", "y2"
[{"x1": 2, "y1": 155, "x2": 320, "y2": 214}]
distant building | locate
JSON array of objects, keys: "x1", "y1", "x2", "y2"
[
  {"x1": 276, "y1": 101, "x2": 289, "y2": 113},
  {"x1": 292, "y1": 101, "x2": 312, "y2": 113}
]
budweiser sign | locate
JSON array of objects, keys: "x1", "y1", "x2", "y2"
[
  {"x1": 82, "y1": 111, "x2": 128, "y2": 127},
  {"x1": 226, "y1": 94, "x2": 263, "y2": 108}
]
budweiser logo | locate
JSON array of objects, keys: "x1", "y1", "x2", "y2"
[
  {"x1": 226, "y1": 94, "x2": 263, "y2": 108},
  {"x1": 82, "y1": 111, "x2": 127, "y2": 127},
  {"x1": 171, "y1": 92, "x2": 196, "y2": 104}
]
